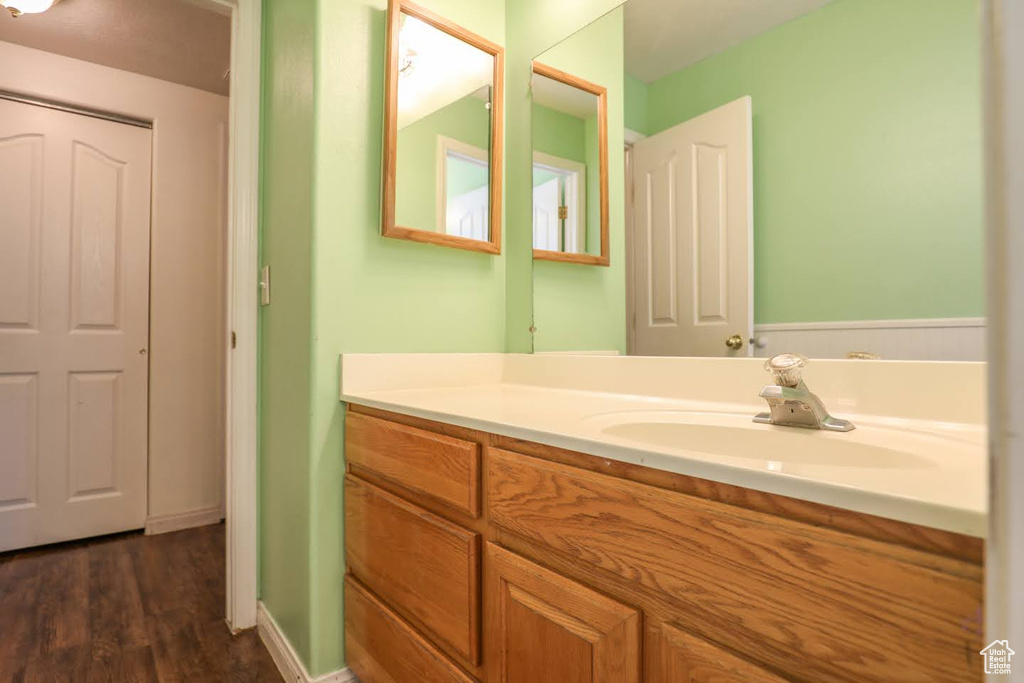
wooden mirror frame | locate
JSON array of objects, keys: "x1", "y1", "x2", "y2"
[
  {"x1": 531, "y1": 61, "x2": 609, "y2": 267},
  {"x1": 381, "y1": 0, "x2": 505, "y2": 254}
]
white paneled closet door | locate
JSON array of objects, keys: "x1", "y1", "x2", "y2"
[{"x1": 0, "y1": 98, "x2": 152, "y2": 552}]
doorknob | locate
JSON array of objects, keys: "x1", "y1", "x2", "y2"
[{"x1": 725, "y1": 335, "x2": 744, "y2": 350}]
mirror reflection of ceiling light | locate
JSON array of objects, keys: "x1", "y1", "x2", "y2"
[
  {"x1": 1, "y1": 0, "x2": 61, "y2": 18},
  {"x1": 397, "y1": 13, "x2": 493, "y2": 129},
  {"x1": 399, "y1": 49, "x2": 417, "y2": 77}
]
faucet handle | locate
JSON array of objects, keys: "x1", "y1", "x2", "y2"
[{"x1": 764, "y1": 352, "x2": 808, "y2": 387}]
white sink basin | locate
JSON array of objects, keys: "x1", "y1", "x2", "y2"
[
  {"x1": 599, "y1": 420, "x2": 932, "y2": 469},
  {"x1": 583, "y1": 410, "x2": 976, "y2": 475}
]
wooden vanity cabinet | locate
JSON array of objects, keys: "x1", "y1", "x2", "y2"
[
  {"x1": 485, "y1": 543, "x2": 640, "y2": 683},
  {"x1": 343, "y1": 405, "x2": 985, "y2": 683}
]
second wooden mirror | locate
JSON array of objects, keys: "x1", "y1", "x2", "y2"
[{"x1": 531, "y1": 62, "x2": 609, "y2": 266}]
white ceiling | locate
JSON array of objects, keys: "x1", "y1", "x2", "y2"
[
  {"x1": 625, "y1": 0, "x2": 833, "y2": 83},
  {"x1": 0, "y1": 0, "x2": 231, "y2": 96},
  {"x1": 397, "y1": 13, "x2": 493, "y2": 129}
]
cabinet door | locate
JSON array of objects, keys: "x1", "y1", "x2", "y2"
[
  {"x1": 485, "y1": 543, "x2": 640, "y2": 683},
  {"x1": 647, "y1": 623, "x2": 788, "y2": 683}
]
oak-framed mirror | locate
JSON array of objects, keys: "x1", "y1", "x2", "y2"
[
  {"x1": 531, "y1": 61, "x2": 609, "y2": 266},
  {"x1": 381, "y1": 0, "x2": 504, "y2": 254}
]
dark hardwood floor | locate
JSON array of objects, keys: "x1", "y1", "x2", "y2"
[{"x1": 0, "y1": 524, "x2": 283, "y2": 683}]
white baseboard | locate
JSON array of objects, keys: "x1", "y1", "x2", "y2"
[
  {"x1": 144, "y1": 506, "x2": 224, "y2": 535},
  {"x1": 257, "y1": 602, "x2": 357, "y2": 683}
]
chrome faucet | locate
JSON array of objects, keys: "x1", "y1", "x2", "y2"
[{"x1": 753, "y1": 353, "x2": 855, "y2": 432}]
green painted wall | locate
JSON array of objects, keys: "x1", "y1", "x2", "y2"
[
  {"x1": 640, "y1": 0, "x2": 983, "y2": 323},
  {"x1": 505, "y1": 0, "x2": 628, "y2": 352},
  {"x1": 395, "y1": 94, "x2": 491, "y2": 231},
  {"x1": 259, "y1": 0, "x2": 316, "y2": 668},
  {"x1": 624, "y1": 73, "x2": 649, "y2": 135},
  {"x1": 259, "y1": 0, "x2": 625, "y2": 675},
  {"x1": 532, "y1": 8, "x2": 627, "y2": 353},
  {"x1": 308, "y1": 0, "x2": 506, "y2": 675}
]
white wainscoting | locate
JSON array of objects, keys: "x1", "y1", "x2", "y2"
[{"x1": 752, "y1": 318, "x2": 986, "y2": 361}]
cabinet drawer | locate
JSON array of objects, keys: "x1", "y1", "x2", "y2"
[
  {"x1": 487, "y1": 448, "x2": 983, "y2": 682},
  {"x1": 346, "y1": 412, "x2": 481, "y2": 517},
  {"x1": 345, "y1": 475, "x2": 481, "y2": 665},
  {"x1": 346, "y1": 576, "x2": 476, "y2": 683}
]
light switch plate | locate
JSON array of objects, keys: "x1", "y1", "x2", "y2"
[{"x1": 260, "y1": 265, "x2": 270, "y2": 306}]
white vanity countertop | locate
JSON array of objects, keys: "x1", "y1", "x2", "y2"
[{"x1": 339, "y1": 353, "x2": 988, "y2": 538}]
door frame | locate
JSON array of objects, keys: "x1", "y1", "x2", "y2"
[
  {"x1": 532, "y1": 151, "x2": 587, "y2": 252},
  {"x1": 208, "y1": 0, "x2": 262, "y2": 632},
  {"x1": 623, "y1": 128, "x2": 644, "y2": 355},
  {"x1": 982, "y1": 0, "x2": 1024, "y2": 655},
  {"x1": 435, "y1": 135, "x2": 490, "y2": 239}
]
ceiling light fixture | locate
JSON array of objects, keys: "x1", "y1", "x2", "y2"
[{"x1": 1, "y1": 0, "x2": 62, "y2": 18}]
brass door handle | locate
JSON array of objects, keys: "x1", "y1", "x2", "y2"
[{"x1": 725, "y1": 335, "x2": 744, "y2": 350}]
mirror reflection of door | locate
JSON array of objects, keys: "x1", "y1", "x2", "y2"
[
  {"x1": 438, "y1": 137, "x2": 489, "y2": 241},
  {"x1": 532, "y1": 154, "x2": 585, "y2": 253},
  {"x1": 631, "y1": 96, "x2": 753, "y2": 358}
]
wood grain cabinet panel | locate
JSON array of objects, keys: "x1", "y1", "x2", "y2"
[
  {"x1": 345, "y1": 475, "x2": 481, "y2": 665},
  {"x1": 485, "y1": 543, "x2": 640, "y2": 683},
  {"x1": 646, "y1": 623, "x2": 788, "y2": 683},
  {"x1": 345, "y1": 576, "x2": 476, "y2": 683},
  {"x1": 346, "y1": 411, "x2": 481, "y2": 517},
  {"x1": 487, "y1": 448, "x2": 983, "y2": 682}
]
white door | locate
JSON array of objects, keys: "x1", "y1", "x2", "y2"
[
  {"x1": 447, "y1": 184, "x2": 489, "y2": 241},
  {"x1": 632, "y1": 96, "x2": 753, "y2": 357},
  {"x1": 533, "y1": 176, "x2": 561, "y2": 251},
  {"x1": 0, "y1": 98, "x2": 152, "y2": 552}
]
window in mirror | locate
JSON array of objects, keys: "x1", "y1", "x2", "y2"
[
  {"x1": 382, "y1": 0, "x2": 504, "y2": 254},
  {"x1": 531, "y1": 63, "x2": 608, "y2": 266}
]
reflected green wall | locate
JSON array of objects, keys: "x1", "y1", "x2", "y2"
[
  {"x1": 505, "y1": 0, "x2": 628, "y2": 352},
  {"x1": 448, "y1": 157, "x2": 489, "y2": 197},
  {"x1": 395, "y1": 94, "x2": 491, "y2": 231},
  {"x1": 532, "y1": 103, "x2": 586, "y2": 162},
  {"x1": 624, "y1": 73, "x2": 649, "y2": 135},
  {"x1": 532, "y1": 8, "x2": 627, "y2": 353},
  {"x1": 635, "y1": 0, "x2": 983, "y2": 324}
]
